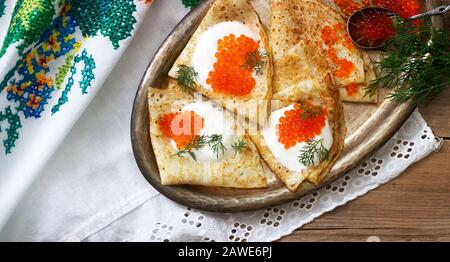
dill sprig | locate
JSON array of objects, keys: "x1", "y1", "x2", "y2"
[
  {"x1": 207, "y1": 134, "x2": 226, "y2": 159},
  {"x1": 231, "y1": 139, "x2": 247, "y2": 156},
  {"x1": 172, "y1": 135, "x2": 207, "y2": 161},
  {"x1": 298, "y1": 103, "x2": 323, "y2": 119},
  {"x1": 173, "y1": 134, "x2": 227, "y2": 161},
  {"x1": 364, "y1": 18, "x2": 450, "y2": 105},
  {"x1": 176, "y1": 65, "x2": 198, "y2": 94},
  {"x1": 298, "y1": 139, "x2": 329, "y2": 167},
  {"x1": 243, "y1": 49, "x2": 268, "y2": 75}
]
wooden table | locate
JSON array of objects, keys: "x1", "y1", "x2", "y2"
[{"x1": 281, "y1": 8, "x2": 450, "y2": 242}]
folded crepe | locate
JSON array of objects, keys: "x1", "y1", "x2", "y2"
[
  {"x1": 250, "y1": 76, "x2": 346, "y2": 190},
  {"x1": 148, "y1": 79, "x2": 267, "y2": 188},
  {"x1": 168, "y1": 0, "x2": 272, "y2": 123},
  {"x1": 248, "y1": 0, "x2": 346, "y2": 191},
  {"x1": 270, "y1": 0, "x2": 377, "y2": 103}
]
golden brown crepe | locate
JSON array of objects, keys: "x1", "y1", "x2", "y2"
[
  {"x1": 247, "y1": 0, "x2": 347, "y2": 191},
  {"x1": 269, "y1": 0, "x2": 377, "y2": 103},
  {"x1": 148, "y1": 79, "x2": 267, "y2": 189},
  {"x1": 250, "y1": 76, "x2": 346, "y2": 190},
  {"x1": 168, "y1": 0, "x2": 272, "y2": 122}
]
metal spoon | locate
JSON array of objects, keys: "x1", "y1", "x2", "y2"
[{"x1": 347, "y1": 5, "x2": 450, "y2": 49}]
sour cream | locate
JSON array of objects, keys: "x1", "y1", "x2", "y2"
[{"x1": 261, "y1": 104, "x2": 333, "y2": 173}]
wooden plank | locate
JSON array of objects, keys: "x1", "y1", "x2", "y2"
[
  {"x1": 420, "y1": 0, "x2": 450, "y2": 137},
  {"x1": 444, "y1": 0, "x2": 450, "y2": 29},
  {"x1": 420, "y1": 84, "x2": 450, "y2": 138},
  {"x1": 280, "y1": 141, "x2": 450, "y2": 242},
  {"x1": 280, "y1": 228, "x2": 450, "y2": 242}
]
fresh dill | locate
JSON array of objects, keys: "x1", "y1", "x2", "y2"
[
  {"x1": 243, "y1": 49, "x2": 268, "y2": 75},
  {"x1": 172, "y1": 135, "x2": 207, "y2": 161},
  {"x1": 298, "y1": 139, "x2": 329, "y2": 167},
  {"x1": 207, "y1": 134, "x2": 226, "y2": 160},
  {"x1": 176, "y1": 65, "x2": 198, "y2": 94},
  {"x1": 173, "y1": 134, "x2": 227, "y2": 161},
  {"x1": 298, "y1": 103, "x2": 323, "y2": 119},
  {"x1": 364, "y1": 18, "x2": 450, "y2": 105},
  {"x1": 231, "y1": 139, "x2": 247, "y2": 156}
]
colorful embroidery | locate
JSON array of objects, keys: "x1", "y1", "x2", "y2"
[
  {"x1": 5, "y1": 3, "x2": 78, "y2": 119},
  {"x1": 181, "y1": 0, "x2": 202, "y2": 9},
  {"x1": 0, "y1": 0, "x2": 141, "y2": 154},
  {"x1": 0, "y1": 0, "x2": 56, "y2": 58}
]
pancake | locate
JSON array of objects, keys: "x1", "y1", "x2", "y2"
[
  {"x1": 270, "y1": 0, "x2": 377, "y2": 103},
  {"x1": 247, "y1": 0, "x2": 347, "y2": 191},
  {"x1": 168, "y1": 0, "x2": 272, "y2": 123},
  {"x1": 148, "y1": 79, "x2": 267, "y2": 188},
  {"x1": 250, "y1": 76, "x2": 346, "y2": 190}
]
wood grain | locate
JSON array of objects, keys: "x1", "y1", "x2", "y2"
[
  {"x1": 281, "y1": 141, "x2": 450, "y2": 242},
  {"x1": 420, "y1": 88, "x2": 450, "y2": 138},
  {"x1": 281, "y1": 2, "x2": 450, "y2": 241},
  {"x1": 444, "y1": 0, "x2": 450, "y2": 28}
]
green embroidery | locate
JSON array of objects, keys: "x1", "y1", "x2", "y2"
[
  {"x1": 181, "y1": 0, "x2": 202, "y2": 9},
  {"x1": 71, "y1": 0, "x2": 137, "y2": 49},
  {"x1": 0, "y1": 106, "x2": 22, "y2": 154},
  {"x1": 0, "y1": 59, "x2": 21, "y2": 93},
  {"x1": 55, "y1": 53, "x2": 75, "y2": 90},
  {"x1": 0, "y1": 0, "x2": 56, "y2": 58},
  {"x1": 0, "y1": 0, "x2": 6, "y2": 17},
  {"x1": 51, "y1": 49, "x2": 96, "y2": 114}
]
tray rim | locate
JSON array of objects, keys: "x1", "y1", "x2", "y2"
[{"x1": 130, "y1": 0, "x2": 444, "y2": 213}]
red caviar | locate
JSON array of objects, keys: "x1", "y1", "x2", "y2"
[
  {"x1": 206, "y1": 34, "x2": 260, "y2": 97},
  {"x1": 343, "y1": 36, "x2": 355, "y2": 51},
  {"x1": 321, "y1": 23, "x2": 355, "y2": 79},
  {"x1": 371, "y1": 0, "x2": 421, "y2": 20},
  {"x1": 334, "y1": 0, "x2": 421, "y2": 19},
  {"x1": 159, "y1": 111, "x2": 204, "y2": 149},
  {"x1": 277, "y1": 103, "x2": 327, "y2": 149},
  {"x1": 341, "y1": 1, "x2": 421, "y2": 48},
  {"x1": 352, "y1": 10, "x2": 395, "y2": 47},
  {"x1": 345, "y1": 83, "x2": 359, "y2": 96},
  {"x1": 333, "y1": 0, "x2": 362, "y2": 16}
]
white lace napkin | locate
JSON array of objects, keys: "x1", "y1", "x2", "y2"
[{"x1": 0, "y1": 0, "x2": 441, "y2": 242}]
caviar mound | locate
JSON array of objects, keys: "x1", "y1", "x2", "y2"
[
  {"x1": 277, "y1": 103, "x2": 327, "y2": 149},
  {"x1": 206, "y1": 34, "x2": 260, "y2": 97},
  {"x1": 159, "y1": 111, "x2": 204, "y2": 149},
  {"x1": 321, "y1": 23, "x2": 356, "y2": 79}
]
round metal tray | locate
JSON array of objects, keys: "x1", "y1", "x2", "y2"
[{"x1": 131, "y1": 0, "x2": 444, "y2": 212}]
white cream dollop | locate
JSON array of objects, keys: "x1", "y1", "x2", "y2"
[
  {"x1": 261, "y1": 104, "x2": 333, "y2": 173},
  {"x1": 191, "y1": 21, "x2": 258, "y2": 90}
]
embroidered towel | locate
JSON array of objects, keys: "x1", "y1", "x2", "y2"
[{"x1": 0, "y1": 0, "x2": 152, "y2": 229}]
